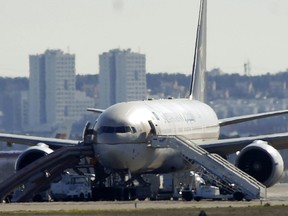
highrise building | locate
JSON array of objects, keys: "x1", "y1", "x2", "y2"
[
  {"x1": 29, "y1": 49, "x2": 76, "y2": 130},
  {"x1": 99, "y1": 49, "x2": 147, "y2": 108}
]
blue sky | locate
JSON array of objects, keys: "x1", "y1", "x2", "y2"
[{"x1": 1, "y1": 0, "x2": 288, "y2": 77}]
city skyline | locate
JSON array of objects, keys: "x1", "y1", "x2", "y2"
[{"x1": 1, "y1": 0, "x2": 288, "y2": 77}]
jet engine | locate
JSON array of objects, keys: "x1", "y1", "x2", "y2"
[
  {"x1": 15, "y1": 143, "x2": 53, "y2": 171},
  {"x1": 235, "y1": 140, "x2": 284, "y2": 187}
]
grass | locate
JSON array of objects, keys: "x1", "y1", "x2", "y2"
[{"x1": 1, "y1": 205, "x2": 288, "y2": 216}]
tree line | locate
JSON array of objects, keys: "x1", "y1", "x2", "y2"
[{"x1": 0, "y1": 71, "x2": 287, "y2": 100}]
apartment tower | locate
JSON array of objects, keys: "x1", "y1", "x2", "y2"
[
  {"x1": 99, "y1": 49, "x2": 147, "y2": 108},
  {"x1": 29, "y1": 49, "x2": 76, "y2": 130}
]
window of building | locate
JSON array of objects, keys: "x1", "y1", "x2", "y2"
[{"x1": 64, "y1": 80, "x2": 68, "y2": 90}]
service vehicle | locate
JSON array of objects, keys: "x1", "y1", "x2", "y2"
[{"x1": 50, "y1": 172, "x2": 93, "y2": 201}]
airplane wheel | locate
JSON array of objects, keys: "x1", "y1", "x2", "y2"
[
  {"x1": 33, "y1": 194, "x2": 43, "y2": 202},
  {"x1": 79, "y1": 193, "x2": 85, "y2": 201},
  {"x1": 182, "y1": 191, "x2": 193, "y2": 201},
  {"x1": 233, "y1": 192, "x2": 244, "y2": 201}
]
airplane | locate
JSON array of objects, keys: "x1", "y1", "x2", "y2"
[{"x1": 1, "y1": 0, "x2": 288, "y2": 200}]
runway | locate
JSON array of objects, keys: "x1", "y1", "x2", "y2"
[{"x1": 0, "y1": 183, "x2": 287, "y2": 213}]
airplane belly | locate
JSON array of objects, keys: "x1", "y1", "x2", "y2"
[{"x1": 93, "y1": 143, "x2": 188, "y2": 173}]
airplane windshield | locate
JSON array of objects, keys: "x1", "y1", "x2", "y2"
[{"x1": 98, "y1": 126, "x2": 137, "y2": 134}]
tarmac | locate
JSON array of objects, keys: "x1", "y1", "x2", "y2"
[{"x1": 0, "y1": 183, "x2": 287, "y2": 213}]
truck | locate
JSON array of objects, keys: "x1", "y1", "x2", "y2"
[
  {"x1": 180, "y1": 171, "x2": 233, "y2": 201},
  {"x1": 152, "y1": 174, "x2": 181, "y2": 200},
  {"x1": 50, "y1": 172, "x2": 93, "y2": 201}
]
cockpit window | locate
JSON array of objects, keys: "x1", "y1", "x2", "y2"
[
  {"x1": 115, "y1": 126, "x2": 130, "y2": 133},
  {"x1": 98, "y1": 126, "x2": 137, "y2": 134},
  {"x1": 131, "y1": 127, "x2": 137, "y2": 133}
]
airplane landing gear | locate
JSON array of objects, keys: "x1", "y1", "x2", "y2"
[{"x1": 91, "y1": 168, "x2": 151, "y2": 201}]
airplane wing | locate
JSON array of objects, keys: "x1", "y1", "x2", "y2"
[
  {"x1": 211, "y1": 110, "x2": 288, "y2": 155},
  {"x1": 219, "y1": 110, "x2": 288, "y2": 127},
  {"x1": 0, "y1": 109, "x2": 102, "y2": 149},
  {"x1": 0, "y1": 133, "x2": 80, "y2": 149},
  {"x1": 199, "y1": 132, "x2": 288, "y2": 156},
  {"x1": 86, "y1": 108, "x2": 105, "y2": 114}
]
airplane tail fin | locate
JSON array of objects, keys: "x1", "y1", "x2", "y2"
[{"x1": 189, "y1": 0, "x2": 207, "y2": 102}]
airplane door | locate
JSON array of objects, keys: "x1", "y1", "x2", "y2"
[{"x1": 148, "y1": 120, "x2": 157, "y2": 135}]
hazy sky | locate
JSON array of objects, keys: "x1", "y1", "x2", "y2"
[{"x1": 1, "y1": 0, "x2": 288, "y2": 77}]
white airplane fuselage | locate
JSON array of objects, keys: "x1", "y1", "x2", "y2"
[{"x1": 93, "y1": 98, "x2": 219, "y2": 174}]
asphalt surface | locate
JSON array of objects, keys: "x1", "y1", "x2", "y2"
[{"x1": 0, "y1": 183, "x2": 287, "y2": 213}]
